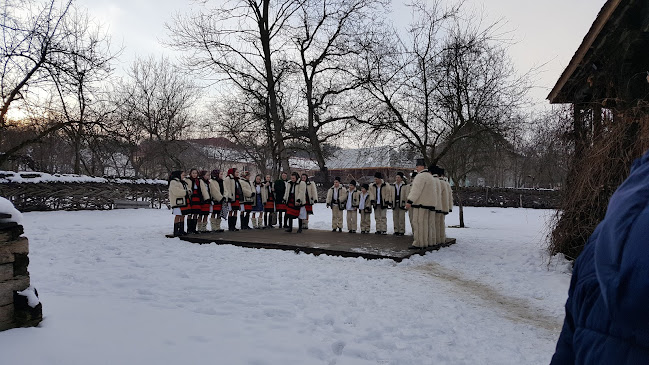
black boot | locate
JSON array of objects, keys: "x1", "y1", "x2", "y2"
[
  {"x1": 186, "y1": 219, "x2": 195, "y2": 234},
  {"x1": 229, "y1": 216, "x2": 239, "y2": 231},
  {"x1": 176, "y1": 222, "x2": 188, "y2": 236},
  {"x1": 285, "y1": 218, "x2": 293, "y2": 232},
  {"x1": 296, "y1": 219, "x2": 303, "y2": 233},
  {"x1": 240, "y1": 214, "x2": 248, "y2": 230},
  {"x1": 179, "y1": 220, "x2": 187, "y2": 235}
]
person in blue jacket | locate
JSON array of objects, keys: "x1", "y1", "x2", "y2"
[{"x1": 551, "y1": 150, "x2": 649, "y2": 364}]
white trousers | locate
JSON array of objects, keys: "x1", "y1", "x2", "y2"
[{"x1": 411, "y1": 208, "x2": 436, "y2": 248}]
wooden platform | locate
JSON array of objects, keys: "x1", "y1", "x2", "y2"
[{"x1": 170, "y1": 229, "x2": 456, "y2": 262}]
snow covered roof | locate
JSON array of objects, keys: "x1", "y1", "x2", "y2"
[
  {"x1": 289, "y1": 157, "x2": 319, "y2": 170},
  {"x1": 325, "y1": 147, "x2": 411, "y2": 169},
  {"x1": 0, "y1": 171, "x2": 167, "y2": 185}
]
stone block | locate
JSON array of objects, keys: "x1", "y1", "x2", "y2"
[
  {"x1": 0, "y1": 289, "x2": 12, "y2": 307},
  {"x1": 0, "y1": 276, "x2": 30, "y2": 307},
  {"x1": 0, "y1": 224, "x2": 23, "y2": 242},
  {"x1": 0, "y1": 263, "x2": 12, "y2": 282},
  {"x1": 13, "y1": 254, "x2": 29, "y2": 276},
  {"x1": 0, "y1": 237, "x2": 28, "y2": 264},
  {"x1": 0, "y1": 303, "x2": 14, "y2": 331}
]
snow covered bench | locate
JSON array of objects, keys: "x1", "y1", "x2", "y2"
[{"x1": 113, "y1": 199, "x2": 151, "y2": 209}]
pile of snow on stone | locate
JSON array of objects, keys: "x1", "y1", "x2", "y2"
[{"x1": 0, "y1": 197, "x2": 22, "y2": 224}]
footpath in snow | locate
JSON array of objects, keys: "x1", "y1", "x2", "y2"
[{"x1": 0, "y1": 205, "x2": 570, "y2": 365}]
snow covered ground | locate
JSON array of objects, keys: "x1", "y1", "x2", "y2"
[{"x1": 0, "y1": 205, "x2": 571, "y2": 365}]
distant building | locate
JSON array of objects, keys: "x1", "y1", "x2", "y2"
[{"x1": 322, "y1": 146, "x2": 413, "y2": 184}]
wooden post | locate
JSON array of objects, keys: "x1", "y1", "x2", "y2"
[
  {"x1": 593, "y1": 104, "x2": 603, "y2": 141},
  {"x1": 573, "y1": 103, "x2": 587, "y2": 160}
]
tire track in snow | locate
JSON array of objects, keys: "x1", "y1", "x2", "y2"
[{"x1": 416, "y1": 262, "x2": 563, "y2": 334}]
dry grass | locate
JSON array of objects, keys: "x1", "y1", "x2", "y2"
[{"x1": 549, "y1": 112, "x2": 649, "y2": 260}]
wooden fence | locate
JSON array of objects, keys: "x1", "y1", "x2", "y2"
[
  {"x1": 0, "y1": 182, "x2": 560, "y2": 212},
  {"x1": 0, "y1": 182, "x2": 168, "y2": 211}
]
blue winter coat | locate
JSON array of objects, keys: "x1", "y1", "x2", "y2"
[{"x1": 551, "y1": 150, "x2": 649, "y2": 364}]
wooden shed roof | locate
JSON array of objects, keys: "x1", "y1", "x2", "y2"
[{"x1": 548, "y1": 0, "x2": 624, "y2": 104}]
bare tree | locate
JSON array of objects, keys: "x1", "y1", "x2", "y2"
[
  {"x1": 48, "y1": 6, "x2": 116, "y2": 174},
  {"x1": 111, "y1": 56, "x2": 199, "y2": 176},
  {"x1": 440, "y1": 123, "x2": 516, "y2": 227},
  {"x1": 516, "y1": 108, "x2": 573, "y2": 189},
  {"x1": 0, "y1": 0, "x2": 115, "y2": 167},
  {"x1": 168, "y1": 0, "x2": 303, "y2": 173},
  {"x1": 358, "y1": 1, "x2": 528, "y2": 167},
  {"x1": 212, "y1": 87, "x2": 276, "y2": 175},
  {"x1": 286, "y1": 0, "x2": 386, "y2": 179}
]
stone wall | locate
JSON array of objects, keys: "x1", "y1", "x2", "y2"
[{"x1": 0, "y1": 215, "x2": 42, "y2": 331}]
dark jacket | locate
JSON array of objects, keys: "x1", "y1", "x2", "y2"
[
  {"x1": 551, "y1": 150, "x2": 649, "y2": 364},
  {"x1": 274, "y1": 179, "x2": 287, "y2": 203}
]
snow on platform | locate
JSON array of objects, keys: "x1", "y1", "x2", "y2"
[{"x1": 176, "y1": 229, "x2": 456, "y2": 262}]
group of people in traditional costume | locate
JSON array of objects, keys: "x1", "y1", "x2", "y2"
[
  {"x1": 168, "y1": 158, "x2": 452, "y2": 249},
  {"x1": 324, "y1": 158, "x2": 452, "y2": 249},
  {"x1": 168, "y1": 168, "x2": 318, "y2": 237}
]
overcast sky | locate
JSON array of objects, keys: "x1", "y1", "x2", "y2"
[{"x1": 76, "y1": 0, "x2": 605, "y2": 106}]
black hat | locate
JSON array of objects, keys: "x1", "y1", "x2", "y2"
[
  {"x1": 169, "y1": 170, "x2": 182, "y2": 181},
  {"x1": 415, "y1": 158, "x2": 425, "y2": 166},
  {"x1": 374, "y1": 172, "x2": 383, "y2": 179},
  {"x1": 361, "y1": 183, "x2": 369, "y2": 190},
  {"x1": 439, "y1": 168, "x2": 445, "y2": 176},
  {"x1": 350, "y1": 179, "x2": 357, "y2": 186},
  {"x1": 411, "y1": 171, "x2": 418, "y2": 179},
  {"x1": 334, "y1": 176, "x2": 341, "y2": 182},
  {"x1": 397, "y1": 172, "x2": 404, "y2": 178}
]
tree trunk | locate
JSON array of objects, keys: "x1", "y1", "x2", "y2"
[
  {"x1": 260, "y1": 0, "x2": 289, "y2": 173},
  {"x1": 456, "y1": 187, "x2": 465, "y2": 228},
  {"x1": 73, "y1": 129, "x2": 83, "y2": 174}
]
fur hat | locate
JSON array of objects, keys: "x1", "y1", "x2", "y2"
[
  {"x1": 349, "y1": 179, "x2": 357, "y2": 186},
  {"x1": 374, "y1": 172, "x2": 383, "y2": 179},
  {"x1": 211, "y1": 169, "x2": 220, "y2": 179},
  {"x1": 415, "y1": 158, "x2": 425, "y2": 166},
  {"x1": 334, "y1": 176, "x2": 341, "y2": 182},
  {"x1": 396, "y1": 172, "x2": 404, "y2": 178},
  {"x1": 429, "y1": 165, "x2": 442, "y2": 175},
  {"x1": 439, "y1": 168, "x2": 445, "y2": 176},
  {"x1": 361, "y1": 183, "x2": 369, "y2": 190}
]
